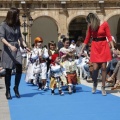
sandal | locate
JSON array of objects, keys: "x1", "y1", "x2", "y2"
[
  {"x1": 106, "y1": 77, "x2": 115, "y2": 83},
  {"x1": 111, "y1": 80, "x2": 120, "y2": 90}
]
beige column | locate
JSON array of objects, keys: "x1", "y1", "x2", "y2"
[{"x1": 58, "y1": 11, "x2": 68, "y2": 37}]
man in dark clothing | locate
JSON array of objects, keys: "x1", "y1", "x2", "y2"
[{"x1": 57, "y1": 35, "x2": 65, "y2": 50}]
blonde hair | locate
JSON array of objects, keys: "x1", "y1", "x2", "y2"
[{"x1": 86, "y1": 13, "x2": 100, "y2": 31}]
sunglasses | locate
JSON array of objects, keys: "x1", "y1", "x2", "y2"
[
  {"x1": 38, "y1": 41, "x2": 43, "y2": 43},
  {"x1": 50, "y1": 44, "x2": 55, "y2": 46},
  {"x1": 66, "y1": 42, "x2": 70, "y2": 44}
]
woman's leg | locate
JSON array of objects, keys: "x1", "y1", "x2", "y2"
[
  {"x1": 92, "y1": 63, "x2": 99, "y2": 93},
  {"x1": 107, "y1": 61, "x2": 120, "y2": 83},
  {"x1": 101, "y1": 62, "x2": 107, "y2": 95},
  {"x1": 101, "y1": 62, "x2": 107, "y2": 87},
  {"x1": 14, "y1": 64, "x2": 22, "y2": 98},
  {"x1": 5, "y1": 68, "x2": 12, "y2": 99},
  {"x1": 111, "y1": 61, "x2": 120, "y2": 90},
  {"x1": 113, "y1": 61, "x2": 120, "y2": 75}
]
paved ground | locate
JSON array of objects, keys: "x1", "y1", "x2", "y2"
[
  {"x1": 0, "y1": 77, "x2": 10, "y2": 120},
  {"x1": 0, "y1": 76, "x2": 120, "y2": 120}
]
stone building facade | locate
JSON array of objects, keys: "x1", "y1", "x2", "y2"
[{"x1": 0, "y1": 0, "x2": 120, "y2": 47}]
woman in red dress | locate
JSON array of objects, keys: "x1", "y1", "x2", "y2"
[{"x1": 80, "y1": 13, "x2": 115, "y2": 96}]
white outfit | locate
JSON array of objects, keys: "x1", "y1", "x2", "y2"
[
  {"x1": 25, "y1": 48, "x2": 40, "y2": 83},
  {"x1": 70, "y1": 44, "x2": 76, "y2": 49},
  {"x1": 76, "y1": 50, "x2": 89, "y2": 79},
  {"x1": 40, "y1": 62, "x2": 47, "y2": 79},
  {"x1": 75, "y1": 44, "x2": 82, "y2": 57},
  {"x1": 59, "y1": 47, "x2": 72, "y2": 55},
  {"x1": 49, "y1": 64, "x2": 63, "y2": 78},
  {"x1": 20, "y1": 47, "x2": 27, "y2": 58},
  {"x1": 42, "y1": 48, "x2": 49, "y2": 59}
]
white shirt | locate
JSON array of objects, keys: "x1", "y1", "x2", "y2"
[
  {"x1": 75, "y1": 45, "x2": 82, "y2": 57},
  {"x1": 70, "y1": 44, "x2": 76, "y2": 49}
]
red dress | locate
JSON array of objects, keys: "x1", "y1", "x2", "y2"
[{"x1": 84, "y1": 21, "x2": 112, "y2": 63}]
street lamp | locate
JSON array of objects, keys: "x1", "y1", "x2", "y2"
[
  {"x1": 29, "y1": 16, "x2": 33, "y2": 27},
  {"x1": 21, "y1": 14, "x2": 33, "y2": 43},
  {"x1": 28, "y1": 16, "x2": 33, "y2": 47}
]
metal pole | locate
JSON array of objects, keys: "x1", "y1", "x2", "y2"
[
  {"x1": 24, "y1": 22, "x2": 26, "y2": 43},
  {"x1": 24, "y1": 34, "x2": 26, "y2": 43}
]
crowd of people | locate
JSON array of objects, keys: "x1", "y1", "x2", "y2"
[
  {"x1": 22, "y1": 33, "x2": 120, "y2": 95},
  {"x1": 0, "y1": 8, "x2": 120, "y2": 100},
  {"x1": 21, "y1": 34, "x2": 120, "y2": 97}
]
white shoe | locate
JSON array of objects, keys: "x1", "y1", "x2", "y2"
[
  {"x1": 101, "y1": 86, "x2": 107, "y2": 96},
  {"x1": 92, "y1": 86, "x2": 97, "y2": 94}
]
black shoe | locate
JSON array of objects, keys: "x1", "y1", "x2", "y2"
[
  {"x1": 68, "y1": 92, "x2": 72, "y2": 95},
  {"x1": 30, "y1": 79, "x2": 34, "y2": 85},
  {"x1": 59, "y1": 90, "x2": 64, "y2": 96},
  {"x1": 73, "y1": 86, "x2": 76, "y2": 93},
  {"x1": 64, "y1": 87, "x2": 68, "y2": 91},
  {"x1": 6, "y1": 90, "x2": 12, "y2": 100},
  {"x1": 38, "y1": 83, "x2": 42, "y2": 90},
  {"x1": 51, "y1": 90, "x2": 55, "y2": 95},
  {"x1": 83, "y1": 76, "x2": 87, "y2": 80},
  {"x1": 13, "y1": 87, "x2": 20, "y2": 98},
  {"x1": 73, "y1": 89, "x2": 76, "y2": 93}
]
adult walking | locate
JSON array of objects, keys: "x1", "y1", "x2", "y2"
[
  {"x1": 79, "y1": 13, "x2": 115, "y2": 96},
  {"x1": 0, "y1": 7, "x2": 29, "y2": 99}
]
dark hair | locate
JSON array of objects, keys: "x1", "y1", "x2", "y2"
[
  {"x1": 60, "y1": 35, "x2": 65, "y2": 39},
  {"x1": 44, "y1": 45, "x2": 47, "y2": 49},
  {"x1": 48, "y1": 41, "x2": 56, "y2": 49},
  {"x1": 77, "y1": 36, "x2": 84, "y2": 42},
  {"x1": 31, "y1": 43, "x2": 35, "y2": 48},
  {"x1": 5, "y1": 7, "x2": 20, "y2": 27},
  {"x1": 62, "y1": 37, "x2": 69, "y2": 43}
]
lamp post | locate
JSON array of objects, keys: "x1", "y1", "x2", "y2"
[
  {"x1": 21, "y1": 14, "x2": 33, "y2": 44},
  {"x1": 28, "y1": 16, "x2": 33, "y2": 47},
  {"x1": 29, "y1": 16, "x2": 33, "y2": 27}
]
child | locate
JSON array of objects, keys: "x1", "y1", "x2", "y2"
[
  {"x1": 25, "y1": 47, "x2": 38, "y2": 84},
  {"x1": 33, "y1": 37, "x2": 49, "y2": 90},
  {"x1": 48, "y1": 52, "x2": 64, "y2": 95},
  {"x1": 33, "y1": 59, "x2": 41, "y2": 85},
  {"x1": 63, "y1": 52, "x2": 78, "y2": 94},
  {"x1": 47, "y1": 41, "x2": 57, "y2": 71}
]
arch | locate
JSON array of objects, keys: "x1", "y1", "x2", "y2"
[
  {"x1": 31, "y1": 11, "x2": 61, "y2": 34},
  {"x1": 106, "y1": 14, "x2": 120, "y2": 43},
  {"x1": 68, "y1": 15, "x2": 87, "y2": 41},
  {"x1": 31, "y1": 15, "x2": 59, "y2": 46},
  {"x1": 104, "y1": 10, "x2": 120, "y2": 21},
  {"x1": 67, "y1": 15, "x2": 86, "y2": 30},
  {"x1": 116, "y1": 17, "x2": 120, "y2": 43}
]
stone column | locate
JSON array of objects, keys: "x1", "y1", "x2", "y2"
[{"x1": 58, "y1": 10, "x2": 68, "y2": 37}]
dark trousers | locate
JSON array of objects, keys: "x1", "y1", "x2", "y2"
[{"x1": 5, "y1": 64, "x2": 22, "y2": 91}]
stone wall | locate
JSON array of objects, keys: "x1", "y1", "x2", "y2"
[{"x1": 0, "y1": 0, "x2": 120, "y2": 47}]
